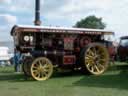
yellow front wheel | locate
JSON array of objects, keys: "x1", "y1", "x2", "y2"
[{"x1": 30, "y1": 57, "x2": 53, "y2": 81}]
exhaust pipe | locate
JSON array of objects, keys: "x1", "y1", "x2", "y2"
[{"x1": 34, "y1": 0, "x2": 41, "y2": 26}]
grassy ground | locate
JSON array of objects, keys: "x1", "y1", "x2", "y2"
[{"x1": 0, "y1": 62, "x2": 128, "y2": 96}]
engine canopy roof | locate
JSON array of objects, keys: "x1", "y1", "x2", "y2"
[{"x1": 11, "y1": 25, "x2": 114, "y2": 36}]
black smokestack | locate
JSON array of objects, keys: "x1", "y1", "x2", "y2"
[{"x1": 34, "y1": 0, "x2": 41, "y2": 25}]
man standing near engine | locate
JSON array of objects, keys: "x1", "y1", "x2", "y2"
[{"x1": 14, "y1": 47, "x2": 22, "y2": 72}]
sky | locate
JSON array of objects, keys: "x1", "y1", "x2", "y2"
[{"x1": 0, "y1": 0, "x2": 128, "y2": 42}]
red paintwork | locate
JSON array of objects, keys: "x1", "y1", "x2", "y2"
[{"x1": 63, "y1": 55, "x2": 76, "y2": 65}]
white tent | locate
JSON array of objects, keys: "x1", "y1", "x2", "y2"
[{"x1": 0, "y1": 47, "x2": 10, "y2": 61}]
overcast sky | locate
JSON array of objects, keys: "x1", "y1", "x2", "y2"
[{"x1": 0, "y1": 0, "x2": 128, "y2": 41}]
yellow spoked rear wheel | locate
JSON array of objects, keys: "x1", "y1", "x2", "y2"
[
  {"x1": 83, "y1": 43, "x2": 109, "y2": 75},
  {"x1": 30, "y1": 57, "x2": 53, "y2": 81}
]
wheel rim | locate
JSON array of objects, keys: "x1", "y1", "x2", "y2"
[
  {"x1": 85, "y1": 45, "x2": 109, "y2": 75},
  {"x1": 31, "y1": 57, "x2": 53, "y2": 81}
]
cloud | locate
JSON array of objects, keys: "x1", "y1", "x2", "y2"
[
  {"x1": 0, "y1": 0, "x2": 11, "y2": 4},
  {"x1": 0, "y1": 14, "x2": 17, "y2": 41},
  {"x1": 0, "y1": 14, "x2": 17, "y2": 26},
  {"x1": 41, "y1": 0, "x2": 113, "y2": 24},
  {"x1": 0, "y1": 26, "x2": 12, "y2": 41},
  {"x1": 0, "y1": 0, "x2": 34, "y2": 13},
  {"x1": 10, "y1": 1, "x2": 34, "y2": 12},
  {"x1": 43, "y1": 0, "x2": 117, "y2": 23}
]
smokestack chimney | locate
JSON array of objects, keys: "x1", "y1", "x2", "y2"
[{"x1": 34, "y1": 0, "x2": 41, "y2": 26}]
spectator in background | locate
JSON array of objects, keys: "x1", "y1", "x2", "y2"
[{"x1": 14, "y1": 47, "x2": 22, "y2": 72}]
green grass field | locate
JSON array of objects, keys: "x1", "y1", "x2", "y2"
[{"x1": 0, "y1": 62, "x2": 128, "y2": 96}]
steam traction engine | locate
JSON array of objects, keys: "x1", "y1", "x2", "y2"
[{"x1": 11, "y1": 25, "x2": 114, "y2": 81}]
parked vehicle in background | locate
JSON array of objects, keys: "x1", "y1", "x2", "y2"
[
  {"x1": 117, "y1": 36, "x2": 128, "y2": 61},
  {"x1": 0, "y1": 47, "x2": 11, "y2": 66},
  {"x1": 103, "y1": 40, "x2": 116, "y2": 63}
]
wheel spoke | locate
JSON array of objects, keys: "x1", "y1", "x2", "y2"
[
  {"x1": 38, "y1": 60, "x2": 43, "y2": 67},
  {"x1": 37, "y1": 72, "x2": 41, "y2": 78},
  {"x1": 94, "y1": 65, "x2": 100, "y2": 72},
  {"x1": 33, "y1": 70, "x2": 40, "y2": 77},
  {"x1": 86, "y1": 49, "x2": 94, "y2": 56},
  {"x1": 86, "y1": 63, "x2": 90, "y2": 67},
  {"x1": 88, "y1": 49, "x2": 94, "y2": 56},
  {"x1": 90, "y1": 66, "x2": 94, "y2": 72},
  {"x1": 43, "y1": 63, "x2": 49, "y2": 68},
  {"x1": 42, "y1": 60, "x2": 47, "y2": 65},
  {"x1": 43, "y1": 71, "x2": 49, "y2": 76},
  {"x1": 92, "y1": 47, "x2": 97, "y2": 56},
  {"x1": 33, "y1": 63, "x2": 40, "y2": 70},
  {"x1": 32, "y1": 66, "x2": 38, "y2": 70},
  {"x1": 85, "y1": 54, "x2": 94, "y2": 59},
  {"x1": 39, "y1": 71, "x2": 47, "y2": 78},
  {"x1": 97, "y1": 63, "x2": 105, "y2": 70},
  {"x1": 85, "y1": 59, "x2": 93, "y2": 65},
  {"x1": 87, "y1": 63, "x2": 94, "y2": 72}
]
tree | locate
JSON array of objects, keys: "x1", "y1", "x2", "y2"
[{"x1": 74, "y1": 15, "x2": 106, "y2": 29}]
